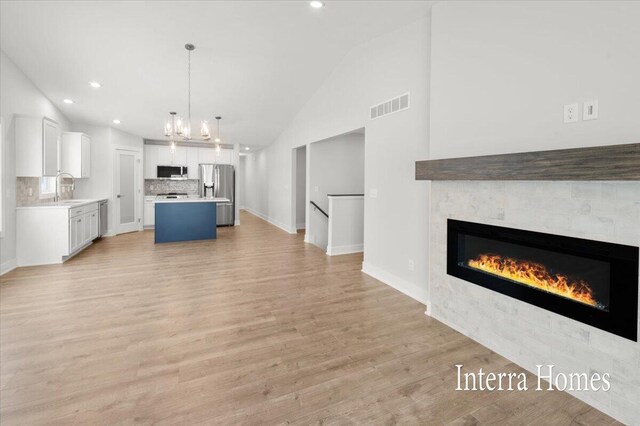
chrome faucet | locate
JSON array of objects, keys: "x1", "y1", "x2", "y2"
[{"x1": 55, "y1": 172, "x2": 75, "y2": 202}]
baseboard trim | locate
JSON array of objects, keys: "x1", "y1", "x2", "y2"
[
  {"x1": 361, "y1": 261, "x2": 427, "y2": 305},
  {"x1": 0, "y1": 258, "x2": 17, "y2": 276},
  {"x1": 326, "y1": 243, "x2": 363, "y2": 256},
  {"x1": 243, "y1": 207, "x2": 296, "y2": 234}
]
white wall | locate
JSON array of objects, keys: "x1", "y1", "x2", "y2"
[
  {"x1": 308, "y1": 133, "x2": 364, "y2": 251},
  {"x1": 73, "y1": 124, "x2": 144, "y2": 236},
  {"x1": 430, "y1": 1, "x2": 640, "y2": 159},
  {"x1": 242, "y1": 16, "x2": 431, "y2": 301},
  {"x1": 0, "y1": 50, "x2": 71, "y2": 274},
  {"x1": 327, "y1": 195, "x2": 364, "y2": 256},
  {"x1": 295, "y1": 146, "x2": 306, "y2": 229}
]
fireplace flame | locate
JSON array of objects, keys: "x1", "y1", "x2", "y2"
[{"x1": 467, "y1": 254, "x2": 599, "y2": 307}]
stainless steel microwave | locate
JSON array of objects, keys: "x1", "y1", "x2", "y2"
[{"x1": 157, "y1": 165, "x2": 188, "y2": 179}]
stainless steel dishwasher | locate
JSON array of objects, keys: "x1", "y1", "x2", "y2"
[{"x1": 99, "y1": 200, "x2": 108, "y2": 237}]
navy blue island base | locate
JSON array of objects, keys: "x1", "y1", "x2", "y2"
[{"x1": 155, "y1": 201, "x2": 217, "y2": 243}]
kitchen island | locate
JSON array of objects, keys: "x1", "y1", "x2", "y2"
[{"x1": 154, "y1": 198, "x2": 229, "y2": 244}]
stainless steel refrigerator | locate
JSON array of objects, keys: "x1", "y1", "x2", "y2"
[{"x1": 199, "y1": 164, "x2": 235, "y2": 226}]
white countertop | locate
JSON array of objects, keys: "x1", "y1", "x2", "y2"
[
  {"x1": 17, "y1": 198, "x2": 108, "y2": 210},
  {"x1": 154, "y1": 197, "x2": 230, "y2": 204}
]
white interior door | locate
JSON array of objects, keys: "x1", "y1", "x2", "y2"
[{"x1": 114, "y1": 149, "x2": 141, "y2": 235}]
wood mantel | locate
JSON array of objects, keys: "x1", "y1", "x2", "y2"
[{"x1": 415, "y1": 143, "x2": 640, "y2": 181}]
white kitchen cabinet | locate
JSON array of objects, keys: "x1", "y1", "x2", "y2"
[
  {"x1": 187, "y1": 148, "x2": 199, "y2": 179},
  {"x1": 16, "y1": 115, "x2": 60, "y2": 177},
  {"x1": 143, "y1": 201, "x2": 155, "y2": 227},
  {"x1": 83, "y1": 212, "x2": 92, "y2": 245},
  {"x1": 198, "y1": 147, "x2": 233, "y2": 165},
  {"x1": 156, "y1": 145, "x2": 187, "y2": 166},
  {"x1": 144, "y1": 145, "x2": 158, "y2": 178},
  {"x1": 216, "y1": 148, "x2": 233, "y2": 165},
  {"x1": 61, "y1": 132, "x2": 91, "y2": 178},
  {"x1": 81, "y1": 135, "x2": 91, "y2": 177},
  {"x1": 69, "y1": 215, "x2": 84, "y2": 253},
  {"x1": 156, "y1": 145, "x2": 173, "y2": 166},
  {"x1": 145, "y1": 144, "x2": 231, "y2": 179},
  {"x1": 198, "y1": 147, "x2": 217, "y2": 164},
  {"x1": 88, "y1": 210, "x2": 99, "y2": 240},
  {"x1": 173, "y1": 147, "x2": 188, "y2": 166},
  {"x1": 17, "y1": 202, "x2": 102, "y2": 266}
]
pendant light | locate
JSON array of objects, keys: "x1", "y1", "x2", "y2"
[
  {"x1": 164, "y1": 44, "x2": 213, "y2": 143},
  {"x1": 214, "y1": 116, "x2": 222, "y2": 152}
]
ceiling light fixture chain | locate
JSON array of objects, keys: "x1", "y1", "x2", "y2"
[
  {"x1": 187, "y1": 43, "x2": 192, "y2": 138},
  {"x1": 164, "y1": 43, "x2": 217, "y2": 145}
]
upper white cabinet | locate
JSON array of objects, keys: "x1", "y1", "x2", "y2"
[
  {"x1": 156, "y1": 145, "x2": 176, "y2": 166},
  {"x1": 172, "y1": 147, "x2": 188, "y2": 165},
  {"x1": 60, "y1": 132, "x2": 91, "y2": 178},
  {"x1": 187, "y1": 148, "x2": 199, "y2": 179},
  {"x1": 198, "y1": 147, "x2": 217, "y2": 164},
  {"x1": 16, "y1": 116, "x2": 60, "y2": 177},
  {"x1": 143, "y1": 144, "x2": 234, "y2": 180},
  {"x1": 215, "y1": 148, "x2": 233, "y2": 165},
  {"x1": 199, "y1": 147, "x2": 233, "y2": 165},
  {"x1": 144, "y1": 145, "x2": 158, "y2": 179}
]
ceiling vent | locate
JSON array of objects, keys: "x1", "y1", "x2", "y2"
[{"x1": 370, "y1": 92, "x2": 410, "y2": 120}]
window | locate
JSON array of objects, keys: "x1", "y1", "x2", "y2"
[{"x1": 40, "y1": 177, "x2": 56, "y2": 198}]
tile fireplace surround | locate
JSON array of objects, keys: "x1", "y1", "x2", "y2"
[{"x1": 429, "y1": 181, "x2": 640, "y2": 423}]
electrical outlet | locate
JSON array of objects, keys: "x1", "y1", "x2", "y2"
[
  {"x1": 28, "y1": 187, "x2": 33, "y2": 197},
  {"x1": 564, "y1": 103, "x2": 579, "y2": 123},
  {"x1": 408, "y1": 259, "x2": 415, "y2": 272},
  {"x1": 583, "y1": 100, "x2": 598, "y2": 121}
]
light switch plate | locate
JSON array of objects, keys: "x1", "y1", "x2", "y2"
[
  {"x1": 369, "y1": 188, "x2": 378, "y2": 198},
  {"x1": 564, "y1": 103, "x2": 579, "y2": 123},
  {"x1": 583, "y1": 100, "x2": 598, "y2": 121}
]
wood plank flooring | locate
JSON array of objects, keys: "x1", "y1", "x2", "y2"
[{"x1": 0, "y1": 211, "x2": 619, "y2": 425}]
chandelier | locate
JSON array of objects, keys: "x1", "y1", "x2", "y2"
[{"x1": 164, "y1": 43, "x2": 223, "y2": 151}]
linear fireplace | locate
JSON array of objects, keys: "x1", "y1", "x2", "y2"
[{"x1": 447, "y1": 219, "x2": 639, "y2": 341}]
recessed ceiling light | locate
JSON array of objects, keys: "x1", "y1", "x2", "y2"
[
  {"x1": 63, "y1": 99, "x2": 74, "y2": 104},
  {"x1": 245, "y1": 147, "x2": 250, "y2": 151},
  {"x1": 113, "y1": 119, "x2": 121, "y2": 124},
  {"x1": 89, "y1": 81, "x2": 102, "y2": 88},
  {"x1": 309, "y1": 1, "x2": 324, "y2": 9}
]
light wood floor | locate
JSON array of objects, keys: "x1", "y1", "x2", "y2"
[{"x1": 0, "y1": 211, "x2": 619, "y2": 425}]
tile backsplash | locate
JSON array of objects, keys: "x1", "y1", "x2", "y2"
[
  {"x1": 145, "y1": 179, "x2": 199, "y2": 195},
  {"x1": 16, "y1": 177, "x2": 73, "y2": 206}
]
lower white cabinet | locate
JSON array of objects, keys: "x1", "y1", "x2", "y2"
[
  {"x1": 17, "y1": 201, "x2": 101, "y2": 266},
  {"x1": 69, "y1": 215, "x2": 82, "y2": 253},
  {"x1": 144, "y1": 201, "x2": 155, "y2": 227},
  {"x1": 89, "y1": 210, "x2": 99, "y2": 240},
  {"x1": 69, "y1": 204, "x2": 99, "y2": 254}
]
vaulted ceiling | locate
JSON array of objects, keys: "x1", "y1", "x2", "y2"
[{"x1": 1, "y1": 1, "x2": 432, "y2": 146}]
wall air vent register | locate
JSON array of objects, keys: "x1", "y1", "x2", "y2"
[{"x1": 370, "y1": 92, "x2": 410, "y2": 120}]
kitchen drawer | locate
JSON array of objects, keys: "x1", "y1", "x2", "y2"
[
  {"x1": 69, "y1": 206, "x2": 87, "y2": 218},
  {"x1": 69, "y1": 203, "x2": 98, "y2": 218}
]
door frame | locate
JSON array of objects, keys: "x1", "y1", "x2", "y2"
[
  {"x1": 113, "y1": 146, "x2": 143, "y2": 235},
  {"x1": 290, "y1": 145, "x2": 308, "y2": 235}
]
